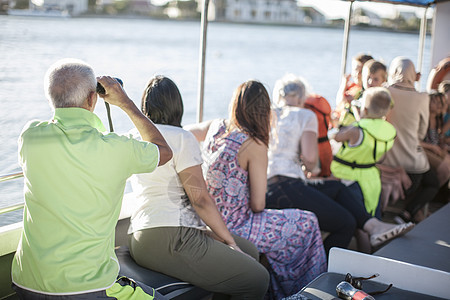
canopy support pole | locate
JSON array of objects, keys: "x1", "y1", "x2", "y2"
[
  {"x1": 196, "y1": 0, "x2": 210, "y2": 123},
  {"x1": 340, "y1": 0, "x2": 354, "y2": 79},
  {"x1": 417, "y1": 5, "x2": 428, "y2": 88}
]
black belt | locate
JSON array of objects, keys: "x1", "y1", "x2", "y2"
[
  {"x1": 318, "y1": 136, "x2": 328, "y2": 143},
  {"x1": 333, "y1": 156, "x2": 375, "y2": 169}
]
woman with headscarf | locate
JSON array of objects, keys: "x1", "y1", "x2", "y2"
[{"x1": 381, "y1": 57, "x2": 440, "y2": 223}]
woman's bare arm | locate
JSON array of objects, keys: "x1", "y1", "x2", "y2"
[
  {"x1": 178, "y1": 164, "x2": 237, "y2": 247},
  {"x1": 299, "y1": 131, "x2": 319, "y2": 173},
  {"x1": 184, "y1": 120, "x2": 213, "y2": 143}
]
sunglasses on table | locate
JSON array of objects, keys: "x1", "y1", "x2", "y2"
[{"x1": 345, "y1": 273, "x2": 393, "y2": 295}]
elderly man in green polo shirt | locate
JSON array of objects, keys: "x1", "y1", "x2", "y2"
[{"x1": 11, "y1": 58, "x2": 172, "y2": 299}]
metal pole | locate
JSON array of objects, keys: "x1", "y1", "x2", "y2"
[
  {"x1": 417, "y1": 6, "x2": 428, "y2": 88},
  {"x1": 196, "y1": 0, "x2": 210, "y2": 124},
  {"x1": 340, "y1": 0, "x2": 354, "y2": 78}
]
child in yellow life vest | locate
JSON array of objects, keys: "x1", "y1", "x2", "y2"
[{"x1": 331, "y1": 87, "x2": 396, "y2": 216}]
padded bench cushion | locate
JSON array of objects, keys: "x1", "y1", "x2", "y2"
[{"x1": 115, "y1": 246, "x2": 211, "y2": 299}]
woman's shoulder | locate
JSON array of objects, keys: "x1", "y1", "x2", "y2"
[
  {"x1": 282, "y1": 106, "x2": 315, "y2": 117},
  {"x1": 289, "y1": 107, "x2": 317, "y2": 123}
]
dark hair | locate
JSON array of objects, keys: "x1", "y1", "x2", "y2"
[
  {"x1": 429, "y1": 91, "x2": 445, "y2": 132},
  {"x1": 229, "y1": 80, "x2": 271, "y2": 146},
  {"x1": 141, "y1": 75, "x2": 183, "y2": 127},
  {"x1": 364, "y1": 59, "x2": 387, "y2": 75},
  {"x1": 354, "y1": 54, "x2": 374, "y2": 65}
]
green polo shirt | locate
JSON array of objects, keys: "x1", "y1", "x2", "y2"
[{"x1": 12, "y1": 107, "x2": 159, "y2": 294}]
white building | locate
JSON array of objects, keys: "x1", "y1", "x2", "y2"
[
  {"x1": 29, "y1": 0, "x2": 88, "y2": 15},
  {"x1": 205, "y1": 0, "x2": 304, "y2": 25}
]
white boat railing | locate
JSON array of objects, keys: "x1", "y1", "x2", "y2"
[{"x1": 0, "y1": 172, "x2": 24, "y2": 215}]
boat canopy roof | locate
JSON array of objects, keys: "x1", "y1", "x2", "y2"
[{"x1": 347, "y1": 0, "x2": 449, "y2": 7}]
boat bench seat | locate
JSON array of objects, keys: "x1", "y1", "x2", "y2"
[
  {"x1": 115, "y1": 246, "x2": 211, "y2": 300},
  {"x1": 114, "y1": 214, "x2": 211, "y2": 300}
]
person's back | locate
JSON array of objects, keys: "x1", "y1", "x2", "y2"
[
  {"x1": 15, "y1": 110, "x2": 157, "y2": 292},
  {"x1": 382, "y1": 57, "x2": 439, "y2": 223},
  {"x1": 202, "y1": 119, "x2": 254, "y2": 232},
  {"x1": 199, "y1": 81, "x2": 327, "y2": 298},
  {"x1": 268, "y1": 106, "x2": 317, "y2": 180},
  {"x1": 383, "y1": 59, "x2": 429, "y2": 173},
  {"x1": 12, "y1": 59, "x2": 172, "y2": 298},
  {"x1": 331, "y1": 87, "x2": 396, "y2": 216}
]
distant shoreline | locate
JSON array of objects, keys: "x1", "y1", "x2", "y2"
[
  {"x1": 1, "y1": 11, "x2": 426, "y2": 36},
  {"x1": 75, "y1": 13, "x2": 426, "y2": 36}
]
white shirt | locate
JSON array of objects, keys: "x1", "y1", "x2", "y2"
[
  {"x1": 268, "y1": 106, "x2": 318, "y2": 180},
  {"x1": 128, "y1": 124, "x2": 206, "y2": 234}
]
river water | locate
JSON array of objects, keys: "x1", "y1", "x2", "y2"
[{"x1": 0, "y1": 15, "x2": 431, "y2": 225}]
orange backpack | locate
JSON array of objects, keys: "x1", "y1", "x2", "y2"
[{"x1": 304, "y1": 94, "x2": 333, "y2": 177}]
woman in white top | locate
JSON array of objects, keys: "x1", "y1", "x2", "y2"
[
  {"x1": 128, "y1": 76, "x2": 269, "y2": 299},
  {"x1": 266, "y1": 74, "x2": 413, "y2": 253}
]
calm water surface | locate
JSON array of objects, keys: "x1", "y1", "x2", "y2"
[{"x1": 0, "y1": 15, "x2": 431, "y2": 225}]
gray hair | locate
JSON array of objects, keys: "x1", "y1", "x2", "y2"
[
  {"x1": 44, "y1": 58, "x2": 96, "y2": 109},
  {"x1": 272, "y1": 73, "x2": 310, "y2": 107}
]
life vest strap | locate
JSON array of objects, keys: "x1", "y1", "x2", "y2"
[
  {"x1": 333, "y1": 156, "x2": 375, "y2": 169},
  {"x1": 318, "y1": 136, "x2": 329, "y2": 143}
]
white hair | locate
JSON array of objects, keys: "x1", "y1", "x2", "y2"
[
  {"x1": 272, "y1": 73, "x2": 310, "y2": 107},
  {"x1": 44, "y1": 58, "x2": 96, "y2": 109}
]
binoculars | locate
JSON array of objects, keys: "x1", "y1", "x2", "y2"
[{"x1": 96, "y1": 78, "x2": 123, "y2": 94}]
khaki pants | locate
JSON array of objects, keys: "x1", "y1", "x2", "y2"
[{"x1": 130, "y1": 227, "x2": 269, "y2": 300}]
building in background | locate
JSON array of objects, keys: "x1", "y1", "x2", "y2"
[
  {"x1": 8, "y1": 0, "x2": 88, "y2": 16},
  {"x1": 204, "y1": 0, "x2": 309, "y2": 25}
]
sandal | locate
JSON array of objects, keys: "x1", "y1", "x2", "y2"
[{"x1": 370, "y1": 222, "x2": 414, "y2": 247}]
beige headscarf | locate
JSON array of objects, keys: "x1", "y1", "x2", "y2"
[{"x1": 388, "y1": 56, "x2": 417, "y2": 89}]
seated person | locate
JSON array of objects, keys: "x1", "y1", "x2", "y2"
[
  {"x1": 127, "y1": 76, "x2": 270, "y2": 300},
  {"x1": 12, "y1": 59, "x2": 172, "y2": 299},
  {"x1": 439, "y1": 80, "x2": 450, "y2": 150},
  {"x1": 420, "y1": 91, "x2": 450, "y2": 187},
  {"x1": 267, "y1": 74, "x2": 412, "y2": 254},
  {"x1": 187, "y1": 80, "x2": 327, "y2": 298},
  {"x1": 382, "y1": 57, "x2": 440, "y2": 223},
  {"x1": 339, "y1": 59, "x2": 388, "y2": 127},
  {"x1": 331, "y1": 87, "x2": 396, "y2": 217},
  {"x1": 335, "y1": 53, "x2": 374, "y2": 126}
]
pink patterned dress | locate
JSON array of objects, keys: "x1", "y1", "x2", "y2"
[{"x1": 202, "y1": 119, "x2": 327, "y2": 299}]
